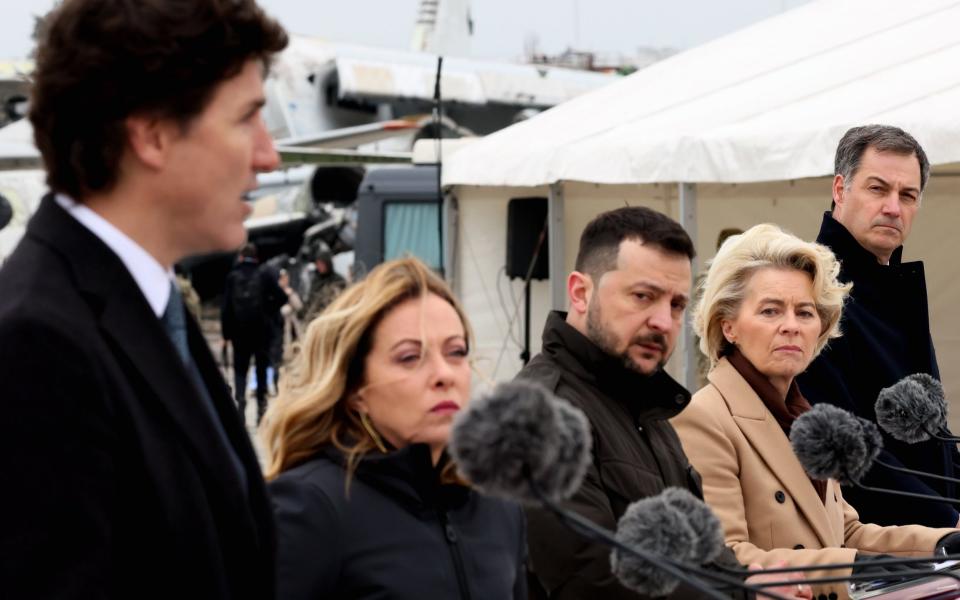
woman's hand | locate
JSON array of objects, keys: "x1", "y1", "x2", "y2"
[{"x1": 745, "y1": 561, "x2": 813, "y2": 600}]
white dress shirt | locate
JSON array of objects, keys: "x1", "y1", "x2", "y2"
[{"x1": 55, "y1": 194, "x2": 172, "y2": 317}]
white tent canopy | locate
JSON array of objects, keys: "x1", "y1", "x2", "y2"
[
  {"x1": 443, "y1": 0, "x2": 960, "y2": 186},
  {"x1": 439, "y1": 0, "x2": 960, "y2": 413}
]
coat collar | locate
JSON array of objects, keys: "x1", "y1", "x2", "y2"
[
  {"x1": 322, "y1": 444, "x2": 469, "y2": 512},
  {"x1": 816, "y1": 211, "x2": 904, "y2": 270},
  {"x1": 708, "y1": 358, "x2": 837, "y2": 547},
  {"x1": 540, "y1": 311, "x2": 691, "y2": 422},
  {"x1": 26, "y1": 195, "x2": 258, "y2": 511}
]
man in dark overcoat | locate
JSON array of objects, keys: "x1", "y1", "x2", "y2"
[
  {"x1": 798, "y1": 124, "x2": 960, "y2": 528},
  {"x1": 0, "y1": 1, "x2": 288, "y2": 598}
]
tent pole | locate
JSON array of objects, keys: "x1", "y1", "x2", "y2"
[
  {"x1": 679, "y1": 182, "x2": 698, "y2": 392},
  {"x1": 548, "y1": 182, "x2": 566, "y2": 311}
]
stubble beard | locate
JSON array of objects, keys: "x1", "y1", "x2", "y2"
[{"x1": 585, "y1": 301, "x2": 667, "y2": 376}]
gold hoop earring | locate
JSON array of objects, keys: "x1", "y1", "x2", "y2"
[{"x1": 359, "y1": 412, "x2": 387, "y2": 453}]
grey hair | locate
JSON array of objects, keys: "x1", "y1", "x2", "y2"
[{"x1": 835, "y1": 124, "x2": 930, "y2": 194}]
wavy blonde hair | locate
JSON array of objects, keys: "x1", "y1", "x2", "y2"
[
  {"x1": 261, "y1": 257, "x2": 473, "y2": 482},
  {"x1": 695, "y1": 223, "x2": 852, "y2": 368}
]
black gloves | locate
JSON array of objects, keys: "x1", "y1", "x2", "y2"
[
  {"x1": 936, "y1": 532, "x2": 960, "y2": 556},
  {"x1": 851, "y1": 553, "x2": 933, "y2": 576}
]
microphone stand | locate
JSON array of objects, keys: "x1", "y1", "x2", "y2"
[
  {"x1": 873, "y1": 455, "x2": 960, "y2": 487},
  {"x1": 928, "y1": 427, "x2": 960, "y2": 443},
  {"x1": 711, "y1": 555, "x2": 960, "y2": 589},
  {"x1": 837, "y1": 458, "x2": 960, "y2": 505},
  {"x1": 527, "y1": 468, "x2": 960, "y2": 594},
  {"x1": 524, "y1": 469, "x2": 790, "y2": 600},
  {"x1": 886, "y1": 424, "x2": 960, "y2": 480}
]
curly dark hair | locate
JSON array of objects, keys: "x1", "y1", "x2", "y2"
[{"x1": 29, "y1": 0, "x2": 288, "y2": 199}]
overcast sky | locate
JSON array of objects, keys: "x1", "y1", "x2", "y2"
[{"x1": 4, "y1": 0, "x2": 811, "y2": 61}]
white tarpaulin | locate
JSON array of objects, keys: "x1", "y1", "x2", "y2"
[{"x1": 444, "y1": 0, "x2": 960, "y2": 186}]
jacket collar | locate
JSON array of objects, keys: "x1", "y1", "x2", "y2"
[
  {"x1": 323, "y1": 444, "x2": 468, "y2": 511},
  {"x1": 708, "y1": 358, "x2": 837, "y2": 547},
  {"x1": 540, "y1": 311, "x2": 691, "y2": 421},
  {"x1": 816, "y1": 211, "x2": 904, "y2": 271},
  {"x1": 26, "y1": 195, "x2": 257, "y2": 510}
]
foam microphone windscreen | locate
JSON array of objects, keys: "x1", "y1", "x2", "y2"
[
  {"x1": 876, "y1": 373, "x2": 948, "y2": 444},
  {"x1": 659, "y1": 488, "x2": 725, "y2": 565},
  {"x1": 611, "y1": 488, "x2": 721, "y2": 597},
  {"x1": 448, "y1": 380, "x2": 592, "y2": 504},
  {"x1": 790, "y1": 403, "x2": 881, "y2": 484}
]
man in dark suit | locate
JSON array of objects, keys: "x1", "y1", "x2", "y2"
[
  {"x1": 798, "y1": 124, "x2": 960, "y2": 528},
  {"x1": 0, "y1": 1, "x2": 288, "y2": 598}
]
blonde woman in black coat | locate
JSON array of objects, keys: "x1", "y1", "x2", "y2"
[{"x1": 262, "y1": 257, "x2": 527, "y2": 600}]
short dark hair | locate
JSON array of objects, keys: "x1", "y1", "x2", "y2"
[
  {"x1": 239, "y1": 242, "x2": 258, "y2": 260},
  {"x1": 574, "y1": 206, "x2": 695, "y2": 278},
  {"x1": 834, "y1": 125, "x2": 931, "y2": 198},
  {"x1": 30, "y1": 0, "x2": 288, "y2": 200}
]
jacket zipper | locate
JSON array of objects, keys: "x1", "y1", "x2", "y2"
[{"x1": 438, "y1": 509, "x2": 472, "y2": 600}]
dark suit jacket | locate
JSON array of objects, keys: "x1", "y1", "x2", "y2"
[
  {"x1": 0, "y1": 195, "x2": 275, "y2": 599},
  {"x1": 798, "y1": 212, "x2": 960, "y2": 528}
]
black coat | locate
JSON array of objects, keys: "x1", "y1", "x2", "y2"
[
  {"x1": 221, "y1": 260, "x2": 286, "y2": 343},
  {"x1": 0, "y1": 195, "x2": 275, "y2": 599},
  {"x1": 516, "y1": 312, "x2": 744, "y2": 600},
  {"x1": 270, "y1": 444, "x2": 527, "y2": 600},
  {"x1": 797, "y1": 212, "x2": 960, "y2": 527}
]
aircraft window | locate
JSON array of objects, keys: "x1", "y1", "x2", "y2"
[{"x1": 0, "y1": 193, "x2": 12, "y2": 231}]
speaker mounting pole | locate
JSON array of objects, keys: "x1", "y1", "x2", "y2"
[{"x1": 548, "y1": 183, "x2": 565, "y2": 312}]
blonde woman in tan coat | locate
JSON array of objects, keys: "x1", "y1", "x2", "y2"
[{"x1": 672, "y1": 224, "x2": 960, "y2": 600}]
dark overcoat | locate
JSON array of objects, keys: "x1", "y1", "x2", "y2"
[
  {"x1": 798, "y1": 212, "x2": 960, "y2": 527},
  {"x1": 0, "y1": 195, "x2": 275, "y2": 599}
]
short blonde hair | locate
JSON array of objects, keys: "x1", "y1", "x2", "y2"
[
  {"x1": 695, "y1": 224, "x2": 851, "y2": 368},
  {"x1": 260, "y1": 257, "x2": 473, "y2": 481}
]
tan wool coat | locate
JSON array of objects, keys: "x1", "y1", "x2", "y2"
[{"x1": 671, "y1": 358, "x2": 956, "y2": 599}]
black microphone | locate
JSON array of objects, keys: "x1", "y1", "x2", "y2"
[
  {"x1": 448, "y1": 381, "x2": 765, "y2": 600},
  {"x1": 876, "y1": 374, "x2": 960, "y2": 444},
  {"x1": 616, "y1": 487, "x2": 958, "y2": 591},
  {"x1": 791, "y1": 404, "x2": 960, "y2": 504},
  {"x1": 450, "y1": 383, "x2": 948, "y2": 596},
  {"x1": 448, "y1": 379, "x2": 592, "y2": 504},
  {"x1": 611, "y1": 487, "x2": 724, "y2": 597}
]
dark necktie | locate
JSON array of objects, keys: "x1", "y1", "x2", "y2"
[{"x1": 161, "y1": 281, "x2": 248, "y2": 493}]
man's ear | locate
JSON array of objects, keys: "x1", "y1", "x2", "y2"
[
  {"x1": 125, "y1": 114, "x2": 174, "y2": 170},
  {"x1": 567, "y1": 270, "x2": 593, "y2": 317},
  {"x1": 831, "y1": 174, "x2": 846, "y2": 214}
]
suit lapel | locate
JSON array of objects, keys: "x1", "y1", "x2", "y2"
[
  {"x1": 187, "y1": 317, "x2": 272, "y2": 546},
  {"x1": 97, "y1": 272, "x2": 253, "y2": 501},
  {"x1": 710, "y1": 359, "x2": 836, "y2": 548},
  {"x1": 28, "y1": 196, "x2": 257, "y2": 530}
]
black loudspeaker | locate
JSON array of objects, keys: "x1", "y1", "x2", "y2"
[{"x1": 506, "y1": 197, "x2": 549, "y2": 280}]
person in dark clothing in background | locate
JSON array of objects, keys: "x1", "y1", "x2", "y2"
[
  {"x1": 223, "y1": 242, "x2": 286, "y2": 425},
  {"x1": 301, "y1": 246, "x2": 346, "y2": 322},
  {"x1": 798, "y1": 124, "x2": 960, "y2": 528},
  {"x1": 515, "y1": 207, "x2": 810, "y2": 600}
]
